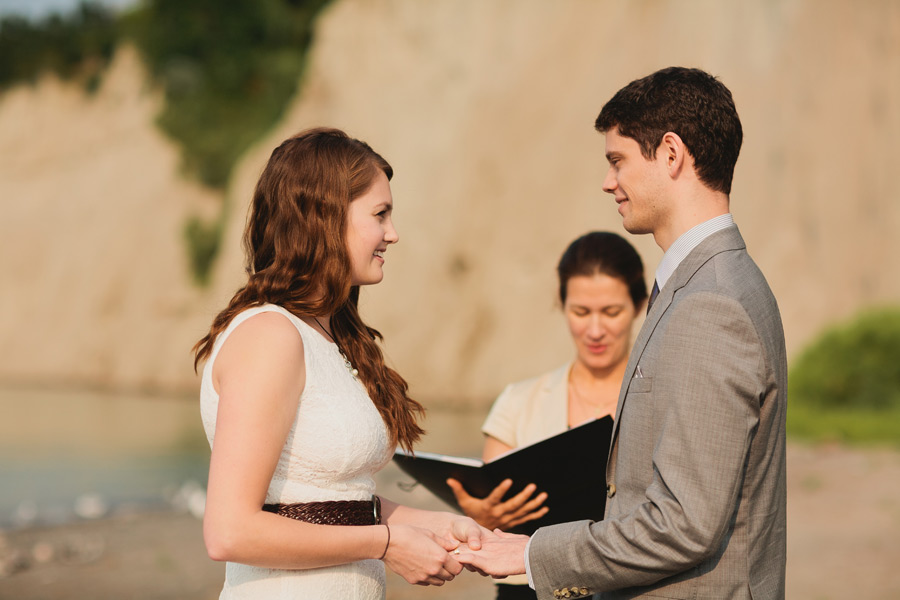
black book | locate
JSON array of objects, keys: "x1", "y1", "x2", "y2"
[{"x1": 392, "y1": 416, "x2": 613, "y2": 535}]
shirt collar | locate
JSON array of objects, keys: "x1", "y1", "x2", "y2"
[{"x1": 655, "y1": 213, "x2": 734, "y2": 290}]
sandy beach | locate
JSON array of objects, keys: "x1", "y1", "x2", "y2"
[{"x1": 2, "y1": 441, "x2": 900, "y2": 599}]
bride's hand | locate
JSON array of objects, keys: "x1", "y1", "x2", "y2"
[{"x1": 382, "y1": 524, "x2": 463, "y2": 586}]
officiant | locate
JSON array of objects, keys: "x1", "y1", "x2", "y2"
[{"x1": 446, "y1": 231, "x2": 647, "y2": 600}]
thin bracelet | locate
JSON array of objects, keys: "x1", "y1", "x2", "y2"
[{"x1": 378, "y1": 524, "x2": 391, "y2": 560}]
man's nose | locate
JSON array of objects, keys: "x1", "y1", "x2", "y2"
[{"x1": 602, "y1": 169, "x2": 617, "y2": 194}]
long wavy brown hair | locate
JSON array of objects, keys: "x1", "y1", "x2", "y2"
[{"x1": 193, "y1": 127, "x2": 424, "y2": 452}]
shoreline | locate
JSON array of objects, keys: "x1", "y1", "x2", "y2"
[{"x1": 0, "y1": 510, "x2": 224, "y2": 599}]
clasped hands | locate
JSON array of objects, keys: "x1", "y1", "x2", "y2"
[
  {"x1": 387, "y1": 478, "x2": 546, "y2": 585},
  {"x1": 446, "y1": 476, "x2": 546, "y2": 578},
  {"x1": 387, "y1": 511, "x2": 529, "y2": 586}
]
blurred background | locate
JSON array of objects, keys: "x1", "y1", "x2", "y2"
[{"x1": 0, "y1": 0, "x2": 898, "y2": 598}]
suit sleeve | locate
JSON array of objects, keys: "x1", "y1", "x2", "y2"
[{"x1": 529, "y1": 291, "x2": 764, "y2": 595}]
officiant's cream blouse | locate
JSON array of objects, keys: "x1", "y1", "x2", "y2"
[{"x1": 481, "y1": 363, "x2": 573, "y2": 455}]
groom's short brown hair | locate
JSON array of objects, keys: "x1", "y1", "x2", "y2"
[{"x1": 596, "y1": 67, "x2": 742, "y2": 195}]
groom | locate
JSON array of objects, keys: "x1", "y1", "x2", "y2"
[{"x1": 458, "y1": 67, "x2": 787, "y2": 599}]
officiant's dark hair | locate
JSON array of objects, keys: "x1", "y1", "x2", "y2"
[
  {"x1": 557, "y1": 231, "x2": 648, "y2": 310},
  {"x1": 193, "y1": 127, "x2": 424, "y2": 452}
]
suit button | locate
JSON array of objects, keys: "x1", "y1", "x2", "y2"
[{"x1": 607, "y1": 483, "x2": 616, "y2": 498}]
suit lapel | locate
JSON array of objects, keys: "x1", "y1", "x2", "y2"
[{"x1": 607, "y1": 226, "x2": 747, "y2": 458}]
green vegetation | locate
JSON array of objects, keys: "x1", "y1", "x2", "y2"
[
  {"x1": 788, "y1": 307, "x2": 900, "y2": 446},
  {"x1": 1, "y1": 0, "x2": 333, "y2": 285},
  {"x1": 126, "y1": 0, "x2": 332, "y2": 284},
  {"x1": 124, "y1": 0, "x2": 332, "y2": 189},
  {"x1": 0, "y1": 3, "x2": 120, "y2": 93},
  {"x1": 183, "y1": 214, "x2": 224, "y2": 286}
]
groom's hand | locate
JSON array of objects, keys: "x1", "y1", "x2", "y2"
[{"x1": 454, "y1": 529, "x2": 529, "y2": 578}]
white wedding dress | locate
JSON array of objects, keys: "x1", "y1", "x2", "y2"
[{"x1": 200, "y1": 304, "x2": 394, "y2": 599}]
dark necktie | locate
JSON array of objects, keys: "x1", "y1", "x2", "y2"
[{"x1": 647, "y1": 280, "x2": 660, "y2": 314}]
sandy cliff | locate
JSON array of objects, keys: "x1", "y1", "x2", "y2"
[
  {"x1": 1, "y1": 0, "x2": 899, "y2": 404},
  {"x1": 0, "y1": 46, "x2": 220, "y2": 392}
]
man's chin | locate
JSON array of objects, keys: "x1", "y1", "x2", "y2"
[{"x1": 622, "y1": 221, "x2": 651, "y2": 235}]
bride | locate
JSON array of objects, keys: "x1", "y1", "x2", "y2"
[{"x1": 193, "y1": 127, "x2": 486, "y2": 599}]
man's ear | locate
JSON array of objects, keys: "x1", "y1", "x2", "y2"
[{"x1": 660, "y1": 132, "x2": 687, "y2": 179}]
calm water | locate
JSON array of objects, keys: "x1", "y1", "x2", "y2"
[
  {"x1": 0, "y1": 387, "x2": 211, "y2": 528},
  {"x1": 0, "y1": 387, "x2": 487, "y2": 528}
]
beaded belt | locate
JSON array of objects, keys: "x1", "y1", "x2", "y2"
[{"x1": 262, "y1": 495, "x2": 381, "y2": 526}]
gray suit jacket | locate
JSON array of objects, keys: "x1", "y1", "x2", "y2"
[{"x1": 528, "y1": 226, "x2": 787, "y2": 600}]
